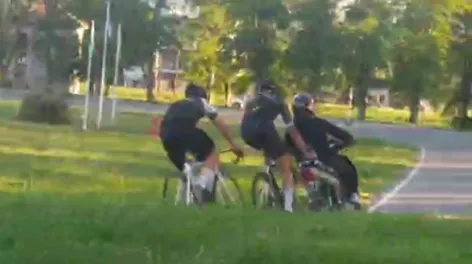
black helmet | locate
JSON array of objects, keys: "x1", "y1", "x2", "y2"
[
  {"x1": 185, "y1": 83, "x2": 208, "y2": 100},
  {"x1": 256, "y1": 79, "x2": 279, "y2": 94},
  {"x1": 292, "y1": 92, "x2": 313, "y2": 109}
]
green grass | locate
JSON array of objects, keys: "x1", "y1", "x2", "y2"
[
  {"x1": 1, "y1": 101, "x2": 466, "y2": 263},
  {"x1": 317, "y1": 103, "x2": 449, "y2": 129},
  {"x1": 81, "y1": 84, "x2": 450, "y2": 129},
  {"x1": 110, "y1": 111, "x2": 417, "y2": 197},
  {"x1": 1, "y1": 198, "x2": 471, "y2": 264},
  {"x1": 0, "y1": 103, "x2": 417, "y2": 202}
]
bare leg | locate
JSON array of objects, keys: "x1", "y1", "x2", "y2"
[{"x1": 275, "y1": 153, "x2": 295, "y2": 212}]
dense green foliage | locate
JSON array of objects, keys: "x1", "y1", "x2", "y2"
[{"x1": 2, "y1": 0, "x2": 472, "y2": 126}]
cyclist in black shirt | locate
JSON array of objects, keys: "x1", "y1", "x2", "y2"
[
  {"x1": 240, "y1": 80, "x2": 316, "y2": 212},
  {"x1": 159, "y1": 83, "x2": 244, "y2": 200},
  {"x1": 285, "y1": 92, "x2": 361, "y2": 207}
]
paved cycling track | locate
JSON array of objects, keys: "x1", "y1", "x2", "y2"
[{"x1": 2, "y1": 91, "x2": 472, "y2": 215}]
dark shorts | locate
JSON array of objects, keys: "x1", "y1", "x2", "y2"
[
  {"x1": 241, "y1": 122, "x2": 287, "y2": 160},
  {"x1": 161, "y1": 128, "x2": 215, "y2": 171}
]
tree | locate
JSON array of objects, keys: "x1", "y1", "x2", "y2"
[
  {"x1": 0, "y1": 0, "x2": 29, "y2": 82},
  {"x1": 181, "y1": 1, "x2": 232, "y2": 91},
  {"x1": 35, "y1": 0, "x2": 84, "y2": 84},
  {"x1": 178, "y1": 1, "x2": 225, "y2": 103},
  {"x1": 284, "y1": 0, "x2": 340, "y2": 92},
  {"x1": 338, "y1": 0, "x2": 393, "y2": 120},
  {"x1": 225, "y1": 0, "x2": 289, "y2": 81},
  {"x1": 63, "y1": 0, "x2": 176, "y2": 100},
  {"x1": 444, "y1": 3, "x2": 472, "y2": 126},
  {"x1": 391, "y1": 0, "x2": 452, "y2": 123}
]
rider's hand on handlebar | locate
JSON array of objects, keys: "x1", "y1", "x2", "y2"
[{"x1": 230, "y1": 143, "x2": 244, "y2": 159}]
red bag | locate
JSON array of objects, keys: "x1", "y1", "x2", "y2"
[{"x1": 300, "y1": 167, "x2": 319, "y2": 182}]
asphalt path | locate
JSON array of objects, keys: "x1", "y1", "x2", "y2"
[{"x1": 2, "y1": 90, "x2": 472, "y2": 215}]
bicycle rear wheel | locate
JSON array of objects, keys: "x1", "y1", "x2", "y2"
[
  {"x1": 162, "y1": 175, "x2": 201, "y2": 205},
  {"x1": 251, "y1": 172, "x2": 283, "y2": 210}
]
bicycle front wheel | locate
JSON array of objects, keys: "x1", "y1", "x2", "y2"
[
  {"x1": 213, "y1": 171, "x2": 244, "y2": 206},
  {"x1": 251, "y1": 172, "x2": 283, "y2": 210}
]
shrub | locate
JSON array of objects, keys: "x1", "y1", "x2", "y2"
[
  {"x1": 450, "y1": 116, "x2": 472, "y2": 131},
  {"x1": 16, "y1": 88, "x2": 71, "y2": 124},
  {"x1": 0, "y1": 79, "x2": 13, "y2": 88}
]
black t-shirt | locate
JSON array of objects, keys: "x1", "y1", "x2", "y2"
[
  {"x1": 241, "y1": 92, "x2": 293, "y2": 129},
  {"x1": 160, "y1": 98, "x2": 218, "y2": 138},
  {"x1": 285, "y1": 109, "x2": 354, "y2": 162}
]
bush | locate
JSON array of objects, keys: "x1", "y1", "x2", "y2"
[
  {"x1": 17, "y1": 88, "x2": 71, "y2": 124},
  {"x1": 450, "y1": 116, "x2": 472, "y2": 131},
  {"x1": 0, "y1": 79, "x2": 13, "y2": 88}
]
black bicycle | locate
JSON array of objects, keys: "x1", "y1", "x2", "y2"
[
  {"x1": 162, "y1": 149, "x2": 244, "y2": 206},
  {"x1": 251, "y1": 140, "x2": 361, "y2": 212}
]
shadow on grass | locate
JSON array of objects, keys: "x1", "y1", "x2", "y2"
[
  {"x1": 0, "y1": 104, "x2": 418, "y2": 205},
  {"x1": 0, "y1": 136, "x2": 417, "y2": 199}
]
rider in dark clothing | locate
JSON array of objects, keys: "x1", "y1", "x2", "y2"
[
  {"x1": 288, "y1": 109, "x2": 354, "y2": 163},
  {"x1": 285, "y1": 92, "x2": 360, "y2": 206},
  {"x1": 159, "y1": 83, "x2": 243, "y2": 201},
  {"x1": 160, "y1": 83, "x2": 243, "y2": 171},
  {"x1": 240, "y1": 89, "x2": 293, "y2": 159},
  {"x1": 240, "y1": 80, "x2": 315, "y2": 212}
]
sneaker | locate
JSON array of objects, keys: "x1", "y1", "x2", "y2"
[
  {"x1": 192, "y1": 183, "x2": 212, "y2": 204},
  {"x1": 348, "y1": 193, "x2": 362, "y2": 210},
  {"x1": 284, "y1": 206, "x2": 293, "y2": 213}
]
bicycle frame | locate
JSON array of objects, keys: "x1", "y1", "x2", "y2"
[
  {"x1": 261, "y1": 157, "x2": 339, "y2": 203},
  {"x1": 262, "y1": 158, "x2": 311, "y2": 189},
  {"x1": 177, "y1": 161, "x2": 230, "y2": 205}
]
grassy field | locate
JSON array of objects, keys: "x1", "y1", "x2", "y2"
[
  {"x1": 317, "y1": 103, "x2": 448, "y2": 128},
  {"x1": 1, "y1": 199, "x2": 471, "y2": 264},
  {"x1": 81, "y1": 85, "x2": 450, "y2": 129},
  {"x1": 0, "y1": 100, "x2": 469, "y2": 263}
]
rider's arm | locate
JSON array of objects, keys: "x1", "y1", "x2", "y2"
[
  {"x1": 200, "y1": 98, "x2": 238, "y2": 147},
  {"x1": 153, "y1": 115, "x2": 163, "y2": 137},
  {"x1": 319, "y1": 118, "x2": 354, "y2": 147},
  {"x1": 280, "y1": 104, "x2": 314, "y2": 157}
]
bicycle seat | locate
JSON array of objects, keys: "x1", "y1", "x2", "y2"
[
  {"x1": 266, "y1": 159, "x2": 276, "y2": 167},
  {"x1": 263, "y1": 155, "x2": 277, "y2": 167}
]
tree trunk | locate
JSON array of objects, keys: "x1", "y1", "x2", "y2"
[
  {"x1": 354, "y1": 66, "x2": 369, "y2": 121},
  {"x1": 348, "y1": 86, "x2": 354, "y2": 109},
  {"x1": 45, "y1": 43, "x2": 54, "y2": 85},
  {"x1": 457, "y1": 60, "x2": 472, "y2": 119},
  {"x1": 145, "y1": 61, "x2": 154, "y2": 102},
  {"x1": 153, "y1": 70, "x2": 159, "y2": 98},
  {"x1": 223, "y1": 80, "x2": 230, "y2": 107},
  {"x1": 408, "y1": 89, "x2": 420, "y2": 124},
  {"x1": 146, "y1": 73, "x2": 155, "y2": 102}
]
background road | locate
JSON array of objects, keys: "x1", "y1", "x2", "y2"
[{"x1": 3, "y1": 91, "x2": 472, "y2": 215}]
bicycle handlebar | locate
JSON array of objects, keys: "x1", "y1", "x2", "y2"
[
  {"x1": 299, "y1": 159, "x2": 334, "y2": 173},
  {"x1": 219, "y1": 149, "x2": 243, "y2": 164}
]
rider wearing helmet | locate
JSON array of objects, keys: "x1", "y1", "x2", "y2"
[
  {"x1": 285, "y1": 92, "x2": 360, "y2": 206},
  {"x1": 240, "y1": 80, "x2": 316, "y2": 212},
  {"x1": 160, "y1": 82, "x2": 244, "y2": 201}
]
